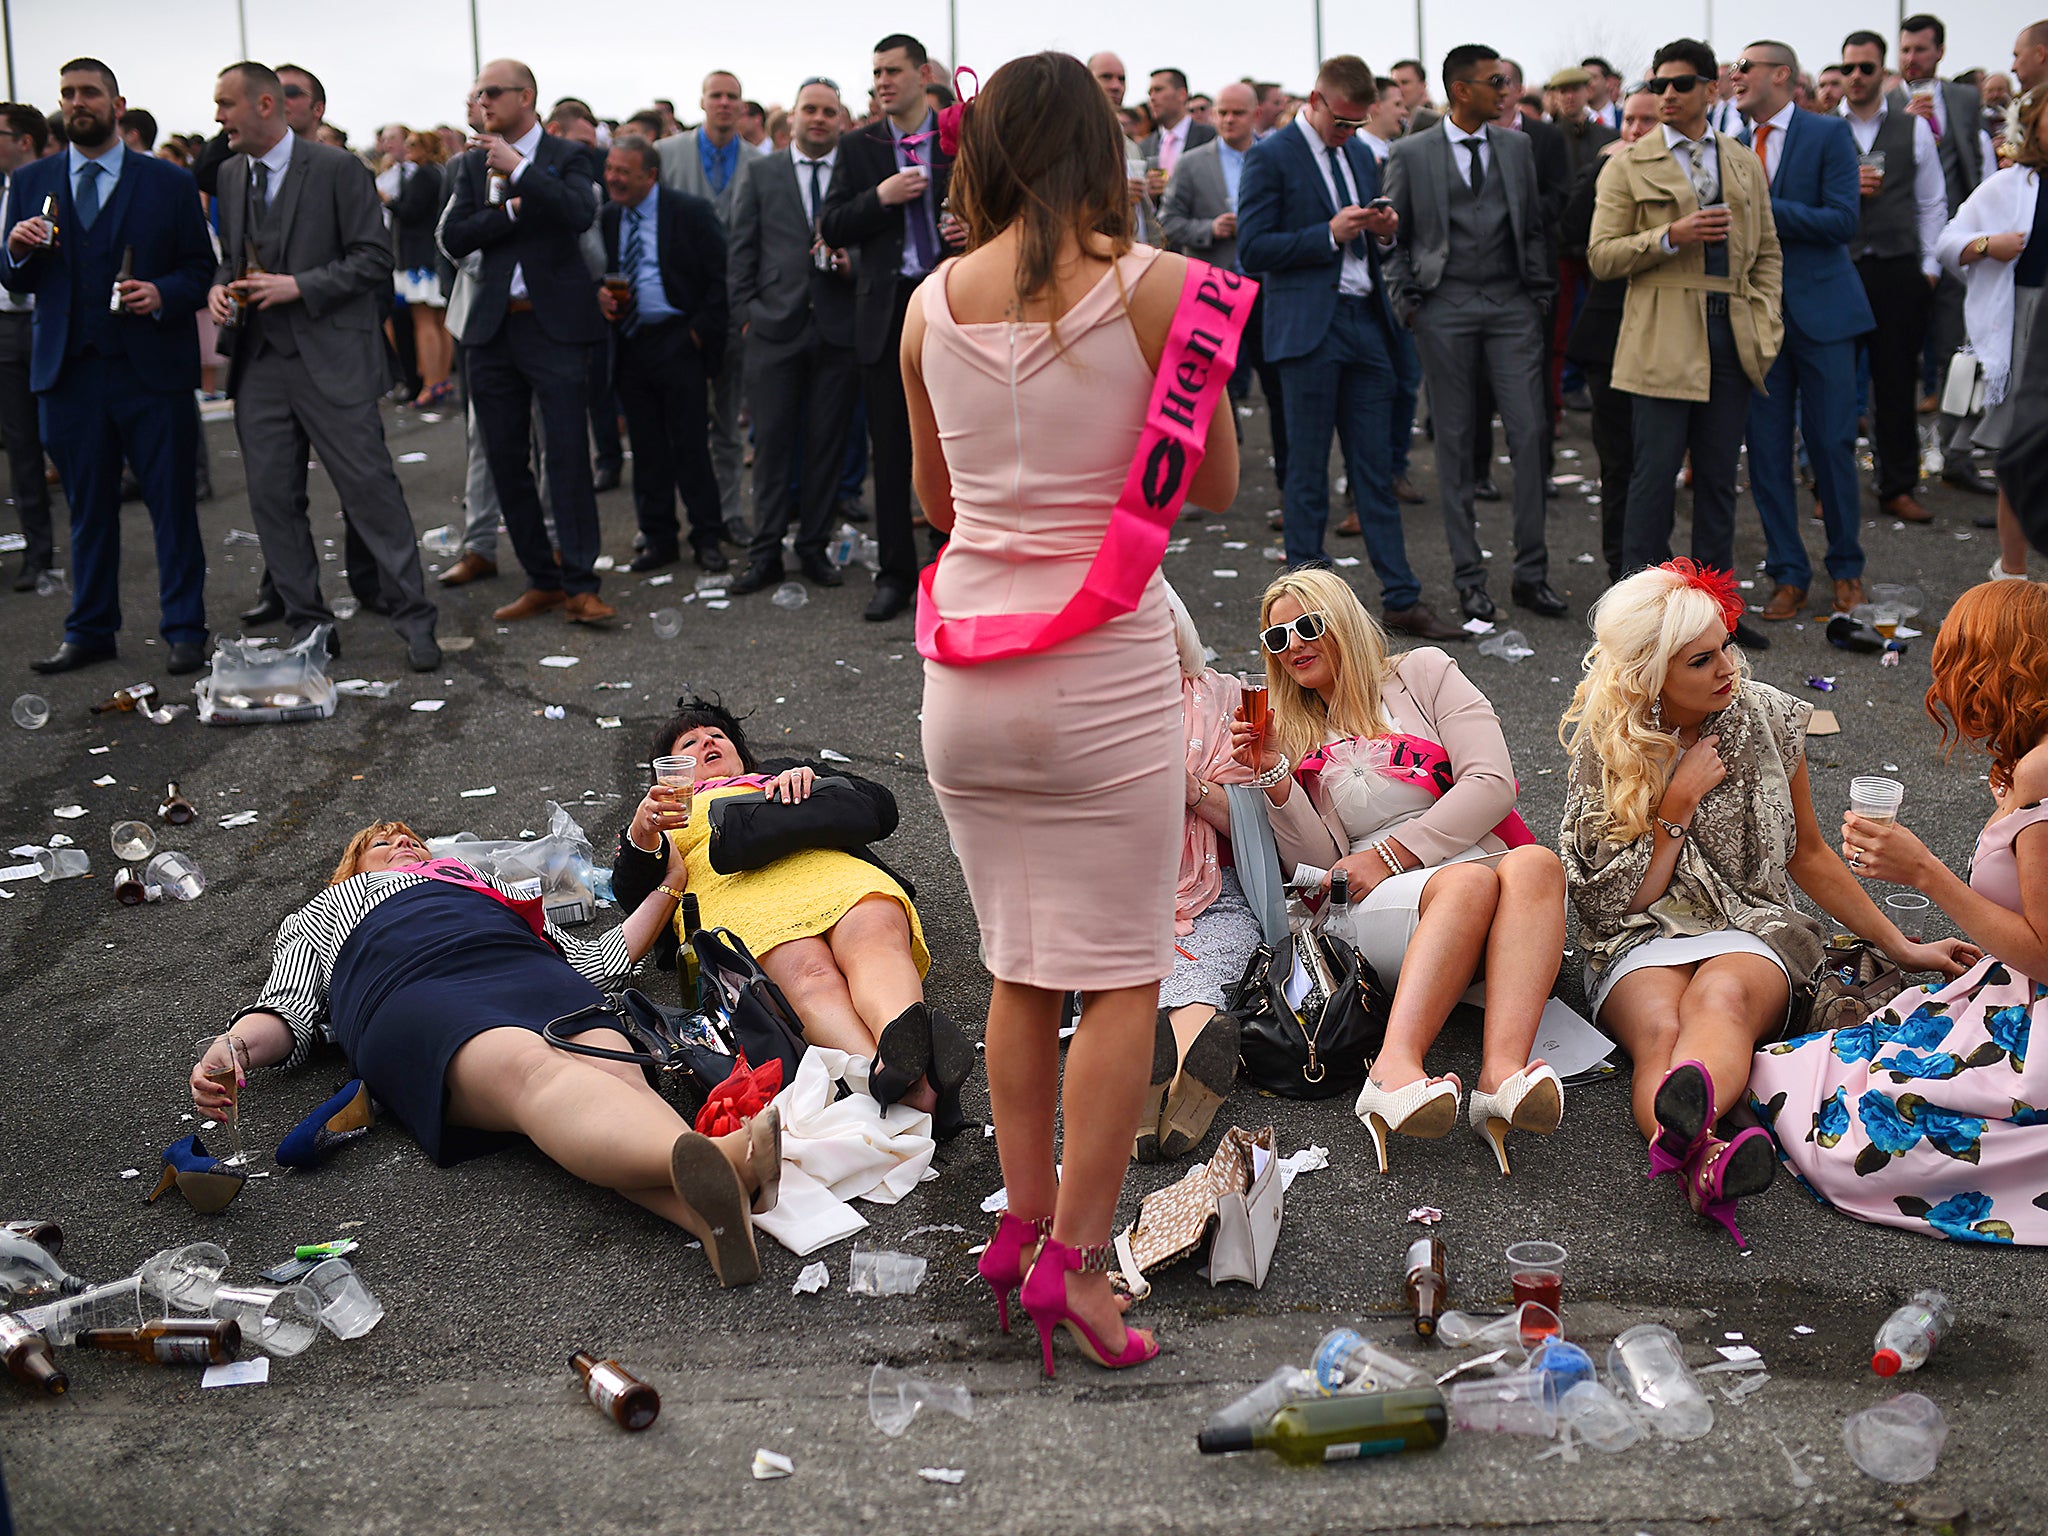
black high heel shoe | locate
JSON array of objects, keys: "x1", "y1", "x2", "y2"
[
  {"x1": 869, "y1": 1002, "x2": 932, "y2": 1110},
  {"x1": 927, "y1": 1009, "x2": 980, "y2": 1141}
]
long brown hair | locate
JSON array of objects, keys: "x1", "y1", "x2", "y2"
[
  {"x1": 947, "y1": 51, "x2": 1132, "y2": 337},
  {"x1": 2014, "y1": 86, "x2": 2048, "y2": 172},
  {"x1": 330, "y1": 820, "x2": 424, "y2": 884},
  {"x1": 1926, "y1": 580, "x2": 2048, "y2": 793}
]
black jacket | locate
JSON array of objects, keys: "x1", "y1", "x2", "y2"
[
  {"x1": 1562, "y1": 155, "x2": 1625, "y2": 370},
  {"x1": 817, "y1": 117, "x2": 954, "y2": 366},
  {"x1": 600, "y1": 187, "x2": 729, "y2": 372},
  {"x1": 1519, "y1": 116, "x2": 1572, "y2": 241},
  {"x1": 391, "y1": 161, "x2": 446, "y2": 272},
  {"x1": 439, "y1": 130, "x2": 604, "y2": 347}
]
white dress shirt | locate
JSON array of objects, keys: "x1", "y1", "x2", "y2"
[
  {"x1": 1904, "y1": 80, "x2": 1998, "y2": 188},
  {"x1": 1359, "y1": 130, "x2": 1393, "y2": 165},
  {"x1": 792, "y1": 145, "x2": 837, "y2": 223},
  {"x1": 1155, "y1": 115, "x2": 1192, "y2": 173},
  {"x1": 1842, "y1": 101, "x2": 1949, "y2": 279},
  {"x1": 1659, "y1": 123, "x2": 1722, "y2": 254},
  {"x1": 1748, "y1": 100, "x2": 1795, "y2": 185},
  {"x1": 1295, "y1": 115, "x2": 1373, "y2": 296},
  {"x1": 1442, "y1": 115, "x2": 1491, "y2": 181},
  {"x1": 249, "y1": 130, "x2": 294, "y2": 211},
  {"x1": 502, "y1": 118, "x2": 546, "y2": 300},
  {"x1": 0, "y1": 173, "x2": 32, "y2": 310}
]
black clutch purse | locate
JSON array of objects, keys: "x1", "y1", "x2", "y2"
[{"x1": 1231, "y1": 929, "x2": 1389, "y2": 1099}]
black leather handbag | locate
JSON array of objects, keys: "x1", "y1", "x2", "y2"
[
  {"x1": 1231, "y1": 930, "x2": 1389, "y2": 1100},
  {"x1": 543, "y1": 926, "x2": 807, "y2": 1113}
]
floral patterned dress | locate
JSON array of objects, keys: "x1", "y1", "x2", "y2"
[{"x1": 1749, "y1": 801, "x2": 2048, "y2": 1244}]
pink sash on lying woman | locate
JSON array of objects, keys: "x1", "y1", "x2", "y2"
[
  {"x1": 1297, "y1": 733, "x2": 1535, "y2": 850},
  {"x1": 413, "y1": 856, "x2": 548, "y2": 938},
  {"x1": 916, "y1": 259, "x2": 1258, "y2": 665}
]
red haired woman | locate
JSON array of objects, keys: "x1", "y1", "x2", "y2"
[{"x1": 1750, "y1": 581, "x2": 2048, "y2": 1244}]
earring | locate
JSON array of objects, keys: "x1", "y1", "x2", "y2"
[{"x1": 1650, "y1": 697, "x2": 1664, "y2": 730}]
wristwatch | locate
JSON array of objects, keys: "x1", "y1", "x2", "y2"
[
  {"x1": 1971, "y1": 234, "x2": 1992, "y2": 260},
  {"x1": 1657, "y1": 816, "x2": 1687, "y2": 840}
]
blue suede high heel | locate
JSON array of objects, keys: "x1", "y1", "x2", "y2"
[
  {"x1": 275, "y1": 1080, "x2": 374, "y2": 1170},
  {"x1": 148, "y1": 1135, "x2": 246, "y2": 1213}
]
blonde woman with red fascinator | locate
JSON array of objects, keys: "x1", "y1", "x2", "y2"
[{"x1": 1558, "y1": 561, "x2": 1975, "y2": 1247}]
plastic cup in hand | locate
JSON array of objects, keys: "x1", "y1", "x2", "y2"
[
  {"x1": 651, "y1": 754, "x2": 697, "y2": 827},
  {"x1": 1447, "y1": 1369, "x2": 1557, "y2": 1436},
  {"x1": 139, "y1": 1242, "x2": 230, "y2": 1313},
  {"x1": 210, "y1": 1283, "x2": 322, "y2": 1357},
  {"x1": 1848, "y1": 776, "x2": 1905, "y2": 829},
  {"x1": 1607, "y1": 1323, "x2": 1714, "y2": 1441},
  {"x1": 33, "y1": 848, "x2": 90, "y2": 882},
  {"x1": 1506, "y1": 1242, "x2": 1567, "y2": 1339},
  {"x1": 1886, "y1": 892, "x2": 1932, "y2": 942},
  {"x1": 867, "y1": 1362, "x2": 973, "y2": 1437},
  {"x1": 110, "y1": 821, "x2": 157, "y2": 862},
  {"x1": 302, "y1": 1258, "x2": 384, "y2": 1339},
  {"x1": 1843, "y1": 1391, "x2": 1947, "y2": 1483},
  {"x1": 11, "y1": 694, "x2": 49, "y2": 730},
  {"x1": 650, "y1": 608, "x2": 682, "y2": 640},
  {"x1": 145, "y1": 851, "x2": 206, "y2": 901}
]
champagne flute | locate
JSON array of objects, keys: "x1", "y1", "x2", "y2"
[
  {"x1": 1238, "y1": 673, "x2": 1270, "y2": 760},
  {"x1": 194, "y1": 1034, "x2": 254, "y2": 1168}
]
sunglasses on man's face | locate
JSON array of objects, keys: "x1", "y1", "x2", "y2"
[
  {"x1": 471, "y1": 84, "x2": 519, "y2": 101},
  {"x1": 1732, "y1": 57, "x2": 1789, "y2": 75},
  {"x1": 1645, "y1": 74, "x2": 1710, "y2": 95},
  {"x1": 1259, "y1": 612, "x2": 1329, "y2": 653},
  {"x1": 1838, "y1": 60, "x2": 1882, "y2": 76},
  {"x1": 281, "y1": 85, "x2": 307, "y2": 99}
]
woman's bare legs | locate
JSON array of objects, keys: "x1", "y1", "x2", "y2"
[
  {"x1": 1369, "y1": 862, "x2": 1499, "y2": 1090},
  {"x1": 763, "y1": 927, "x2": 935, "y2": 1112},
  {"x1": 411, "y1": 304, "x2": 451, "y2": 390},
  {"x1": 1600, "y1": 965, "x2": 1694, "y2": 1139},
  {"x1": 444, "y1": 1026, "x2": 756, "y2": 1230},
  {"x1": 1997, "y1": 488, "x2": 2030, "y2": 577},
  {"x1": 827, "y1": 896, "x2": 926, "y2": 1031},
  {"x1": 1600, "y1": 954, "x2": 1785, "y2": 1141},
  {"x1": 986, "y1": 980, "x2": 1062, "y2": 1226},
  {"x1": 1476, "y1": 847, "x2": 1568, "y2": 1094}
]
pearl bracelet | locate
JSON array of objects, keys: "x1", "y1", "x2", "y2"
[
  {"x1": 1249, "y1": 753, "x2": 1292, "y2": 790},
  {"x1": 1370, "y1": 840, "x2": 1404, "y2": 877}
]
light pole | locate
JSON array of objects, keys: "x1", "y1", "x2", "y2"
[
  {"x1": 470, "y1": 0, "x2": 482, "y2": 80},
  {"x1": 948, "y1": 0, "x2": 958, "y2": 80},
  {"x1": 1313, "y1": 0, "x2": 1324, "y2": 69},
  {"x1": 2, "y1": 0, "x2": 14, "y2": 102},
  {"x1": 236, "y1": 0, "x2": 248, "y2": 58}
]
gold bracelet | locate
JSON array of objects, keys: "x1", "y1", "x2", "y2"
[{"x1": 658, "y1": 885, "x2": 687, "y2": 902}]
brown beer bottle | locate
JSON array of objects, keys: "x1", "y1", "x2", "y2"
[
  {"x1": 1404, "y1": 1235, "x2": 1447, "y2": 1339},
  {"x1": 160, "y1": 782, "x2": 197, "y2": 826},
  {"x1": 1, "y1": 1219, "x2": 62, "y2": 1255},
  {"x1": 114, "y1": 866, "x2": 149, "y2": 905},
  {"x1": 77, "y1": 1317, "x2": 240, "y2": 1366},
  {"x1": 91, "y1": 681, "x2": 158, "y2": 715},
  {"x1": 0, "y1": 1315, "x2": 67, "y2": 1394},
  {"x1": 570, "y1": 1350, "x2": 660, "y2": 1430}
]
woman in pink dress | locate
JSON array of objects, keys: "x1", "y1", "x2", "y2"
[
  {"x1": 903, "y1": 53, "x2": 1239, "y2": 1374},
  {"x1": 1751, "y1": 580, "x2": 2048, "y2": 1243}
]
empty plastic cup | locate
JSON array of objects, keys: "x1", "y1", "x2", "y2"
[
  {"x1": 1843, "y1": 1391, "x2": 1948, "y2": 1483},
  {"x1": 11, "y1": 694, "x2": 49, "y2": 730},
  {"x1": 867, "y1": 1362, "x2": 973, "y2": 1437},
  {"x1": 1608, "y1": 1323, "x2": 1714, "y2": 1441},
  {"x1": 1447, "y1": 1369, "x2": 1557, "y2": 1436},
  {"x1": 110, "y1": 821, "x2": 157, "y2": 862},
  {"x1": 138, "y1": 1243, "x2": 229, "y2": 1313},
  {"x1": 33, "y1": 848, "x2": 90, "y2": 882},
  {"x1": 303, "y1": 1259, "x2": 383, "y2": 1339},
  {"x1": 210, "y1": 1283, "x2": 322, "y2": 1357},
  {"x1": 1885, "y1": 892, "x2": 1932, "y2": 942},
  {"x1": 1436, "y1": 1302, "x2": 1560, "y2": 1356},
  {"x1": 144, "y1": 851, "x2": 206, "y2": 902},
  {"x1": 1526, "y1": 1337, "x2": 1596, "y2": 1405},
  {"x1": 1559, "y1": 1380, "x2": 1645, "y2": 1453},
  {"x1": 650, "y1": 608, "x2": 682, "y2": 640}
]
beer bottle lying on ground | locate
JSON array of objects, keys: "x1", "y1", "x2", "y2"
[
  {"x1": 1406, "y1": 1235, "x2": 1446, "y2": 1338},
  {"x1": 570, "y1": 1350, "x2": 661, "y2": 1430},
  {"x1": 0, "y1": 1316, "x2": 67, "y2": 1394},
  {"x1": 76, "y1": 1318, "x2": 240, "y2": 1366}
]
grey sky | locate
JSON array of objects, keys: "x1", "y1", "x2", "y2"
[{"x1": 7, "y1": 0, "x2": 2041, "y2": 137}]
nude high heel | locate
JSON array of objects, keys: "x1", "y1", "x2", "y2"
[
  {"x1": 1352, "y1": 1074, "x2": 1462, "y2": 1174},
  {"x1": 1467, "y1": 1064, "x2": 1565, "y2": 1176},
  {"x1": 668, "y1": 1130, "x2": 759, "y2": 1288},
  {"x1": 744, "y1": 1105, "x2": 781, "y2": 1216}
]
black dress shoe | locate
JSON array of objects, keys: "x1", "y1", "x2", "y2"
[
  {"x1": 239, "y1": 596, "x2": 286, "y2": 625},
  {"x1": 1974, "y1": 512, "x2": 2000, "y2": 530},
  {"x1": 1381, "y1": 602, "x2": 1467, "y2": 642},
  {"x1": 1512, "y1": 580, "x2": 1570, "y2": 617},
  {"x1": 166, "y1": 641, "x2": 207, "y2": 676},
  {"x1": 592, "y1": 464, "x2": 623, "y2": 493},
  {"x1": 799, "y1": 555, "x2": 845, "y2": 588},
  {"x1": 12, "y1": 564, "x2": 47, "y2": 594},
  {"x1": 864, "y1": 578, "x2": 912, "y2": 622},
  {"x1": 407, "y1": 636, "x2": 443, "y2": 672},
  {"x1": 30, "y1": 639, "x2": 116, "y2": 674},
  {"x1": 726, "y1": 561, "x2": 785, "y2": 596},
  {"x1": 692, "y1": 542, "x2": 731, "y2": 574},
  {"x1": 1731, "y1": 618, "x2": 1772, "y2": 651},
  {"x1": 1941, "y1": 467, "x2": 1997, "y2": 496},
  {"x1": 353, "y1": 592, "x2": 396, "y2": 617},
  {"x1": 627, "y1": 549, "x2": 678, "y2": 573},
  {"x1": 1474, "y1": 477, "x2": 1502, "y2": 502},
  {"x1": 1458, "y1": 585, "x2": 1497, "y2": 623},
  {"x1": 836, "y1": 496, "x2": 870, "y2": 525}
]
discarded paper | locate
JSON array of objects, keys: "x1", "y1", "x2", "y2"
[{"x1": 751, "y1": 1449, "x2": 793, "y2": 1480}]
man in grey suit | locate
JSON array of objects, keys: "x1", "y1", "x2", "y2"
[
  {"x1": 726, "y1": 78, "x2": 860, "y2": 596},
  {"x1": 657, "y1": 71, "x2": 750, "y2": 542},
  {"x1": 207, "y1": 61, "x2": 439, "y2": 670},
  {"x1": 1385, "y1": 44, "x2": 1564, "y2": 623}
]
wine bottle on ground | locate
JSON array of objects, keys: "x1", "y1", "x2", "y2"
[
  {"x1": 570, "y1": 1350, "x2": 660, "y2": 1430},
  {"x1": 1196, "y1": 1387, "x2": 1448, "y2": 1464}
]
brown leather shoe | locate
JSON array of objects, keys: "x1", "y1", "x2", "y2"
[
  {"x1": 1392, "y1": 476, "x2": 1425, "y2": 505},
  {"x1": 1335, "y1": 512, "x2": 1362, "y2": 536},
  {"x1": 1882, "y1": 494, "x2": 1934, "y2": 524},
  {"x1": 1381, "y1": 602, "x2": 1467, "y2": 642},
  {"x1": 1761, "y1": 584, "x2": 1805, "y2": 621},
  {"x1": 437, "y1": 551, "x2": 497, "y2": 587},
  {"x1": 493, "y1": 587, "x2": 568, "y2": 621},
  {"x1": 1832, "y1": 577, "x2": 1866, "y2": 614},
  {"x1": 563, "y1": 592, "x2": 617, "y2": 625},
  {"x1": 1267, "y1": 509, "x2": 1285, "y2": 531}
]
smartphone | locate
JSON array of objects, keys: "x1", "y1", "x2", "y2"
[{"x1": 1366, "y1": 197, "x2": 1394, "y2": 212}]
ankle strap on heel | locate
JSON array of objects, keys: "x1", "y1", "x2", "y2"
[{"x1": 1046, "y1": 1237, "x2": 1119, "y2": 1273}]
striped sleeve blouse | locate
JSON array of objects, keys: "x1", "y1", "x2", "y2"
[{"x1": 233, "y1": 864, "x2": 635, "y2": 1070}]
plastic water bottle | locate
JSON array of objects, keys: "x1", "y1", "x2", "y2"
[
  {"x1": 1311, "y1": 1328, "x2": 1427, "y2": 1394},
  {"x1": 1872, "y1": 1289, "x2": 1954, "y2": 1377}
]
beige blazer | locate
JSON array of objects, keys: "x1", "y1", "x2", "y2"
[{"x1": 1586, "y1": 131, "x2": 1784, "y2": 401}]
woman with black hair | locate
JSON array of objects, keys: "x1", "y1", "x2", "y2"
[{"x1": 610, "y1": 696, "x2": 975, "y2": 1136}]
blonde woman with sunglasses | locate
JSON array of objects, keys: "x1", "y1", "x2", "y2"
[{"x1": 1236, "y1": 568, "x2": 1569, "y2": 1174}]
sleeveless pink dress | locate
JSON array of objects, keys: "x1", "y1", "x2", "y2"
[{"x1": 919, "y1": 249, "x2": 1182, "y2": 991}]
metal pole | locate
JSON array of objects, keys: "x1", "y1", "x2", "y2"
[
  {"x1": 1414, "y1": 0, "x2": 1424, "y2": 89},
  {"x1": 469, "y1": 0, "x2": 482, "y2": 80},
  {"x1": 948, "y1": 0, "x2": 957, "y2": 79},
  {"x1": 236, "y1": 0, "x2": 248, "y2": 58},
  {"x1": 1703, "y1": 0, "x2": 1712, "y2": 51},
  {"x1": 1313, "y1": 0, "x2": 1324, "y2": 69},
  {"x1": 2, "y1": 0, "x2": 14, "y2": 103}
]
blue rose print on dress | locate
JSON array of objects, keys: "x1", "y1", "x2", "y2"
[
  {"x1": 1811, "y1": 1086, "x2": 1850, "y2": 1148},
  {"x1": 1875, "y1": 1049, "x2": 1964, "y2": 1082},
  {"x1": 1889, "y1": 1002, "x2": 1954, "y2": 1052},
  {"x1": 1894, "y1": 1190, "x2": 2016, "y2": 1243},
  {"x1": 2010, "y1": 1102, "x2": 2048, "y2": 1127},
  {"x1": 1854, "y1": 1092, "x2": 1989, "y2": 1174},
  {"x1": 1984, "y1": 1003, "x2": 2031, "y2": 1069}
]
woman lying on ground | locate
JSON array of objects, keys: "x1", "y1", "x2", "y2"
[
  {"x1": 610, "y1": 695, "x2": 977, "y2": 1137},
  {"x1": 1239, "y1": 567, "x2": 1569, "y2": 1176},
  {"x1": 1558, "y1": 561, "x2": 1974, "y2": 1247},
  {"x1": 1750, "y1": 580, "x2": 2048, "y2": 1244},
  {"x1": 191, "y1": 820, "x2": 781, "y2": 1287}
]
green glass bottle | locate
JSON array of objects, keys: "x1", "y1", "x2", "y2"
[{"x1": 1196, "y1": 1386, "x2": 1448, "y2": 1465}]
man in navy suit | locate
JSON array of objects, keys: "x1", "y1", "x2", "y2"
[
  {"x1": 2, "y1": 57, "x2": 214, "y2": 674},
  {"x1": 1734, "y1": 40, "x2": 1875, "y2": 621},
  {"x1": 1237, "y1": 54, "x2": 1461, "y2": 641}
]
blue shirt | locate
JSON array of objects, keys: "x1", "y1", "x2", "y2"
[
  {"x1": 620, "y1": 186, "x2": 681, "y2": 326},
  {"x1": 70, "y1": 140, "x2": 125, "y2": 214},
  {"x1": 890, "y1": 111, "x2": 939, "y2": 279},
  {"x1": 698, "y1": 132, "x2": 739, "y2": 197},
  {"x1": 1218, "y1": 141, "x2": 1245, "y2": 210}
]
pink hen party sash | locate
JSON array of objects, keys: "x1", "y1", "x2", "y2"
[
  {"x1": 1297, "y1": 733, "x2": 1535, "y2": 850},
  {"x1": 413, "y1": 856, "x2": 549, "y2": 938},
  {"x1": 916, "y1": 259, "x2": 1257, "y2": 665}
]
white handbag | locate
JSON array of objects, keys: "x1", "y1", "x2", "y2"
[
  {"x1": 1208, "y1": 1127, "x2": 1285, "y2": 1289},
  {"x1": 1942, "y1": 348, "x2": 1986, "y2": 418}
]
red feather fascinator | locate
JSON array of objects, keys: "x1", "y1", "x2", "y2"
[{"x1": 1658, "y1": 558, "x2": 1744, "y2": 633}]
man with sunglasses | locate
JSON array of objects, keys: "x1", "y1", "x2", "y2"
[
  {"x1": 1730, "y1": 42, "x2": 1872, "y2": 623},
  {"x1": 1840, "y1": 30, "x2": 1948, "y2": 525},
  {"x1": 1238, "y1": 54, "x2": 1461, "y2": 642},
  {"x1": 1384, "y1": 44, "x2": 1563, "y2": 624},
  {"x1": 1589, "y1": 38, "x2": 1781, "y2": 648}
]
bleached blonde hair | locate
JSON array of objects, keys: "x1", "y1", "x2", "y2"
[
  {"x1": 1259, "y1": 567, "x2": 1393, "y2": 767},
  {"x1": 1559, "y1": 566, "x2": 1750, "y2": 843}
]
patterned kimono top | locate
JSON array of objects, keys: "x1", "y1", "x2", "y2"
[{"x1": 1559, "y1": 680, "x2": 1826, "y2": 991}]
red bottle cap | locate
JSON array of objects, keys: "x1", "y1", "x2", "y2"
[{"x1": 1871, "y1": 1348, "x2": 1902, "y2": 1377}]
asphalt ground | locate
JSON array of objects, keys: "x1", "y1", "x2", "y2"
[{"x1": 0, "y1": 383, "x2": 2041, "y2": 1536}]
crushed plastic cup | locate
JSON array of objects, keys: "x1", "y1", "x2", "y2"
[
  {"x1": 1436, "y1": 1303, "x2": 1559, "y2": 1355},
  {"x1": 144, "y1": 851, "x2": 206, "y2": 901},
  {"x1": 139, "y1": 1242, "x2": 230, "y2": 1313},
  {"x1": 330, "y1": 596, "x2": 360, "y2": 621},
  {"x1": 34, "y1": 569, "x2": 65, "y2": 598},
  {"x1": 771, "y1": 582, "x2": 809, "y2": 610},
  {"x1": 1843, "y1": 1392, "x2": 1947, "y2": 1483},
  {"x1": 650, "y1": 608, "x2": 682, "y2": 640},
  {"x1": 302, "y1": 1258, "x2": 384, "y2": 1339},
  {"x1": 846, "y1": 1245, "x2": 926, "y2": 1297},
  {"x1": 867, "y1": 1362, "x2": 973, "y2": 1437},
  {"x1": 17, "y1": 1276, "x2": 147, "y2": 1345},
  {"x1": 33, "y1": 847, "x2": 90, "y2": 882},
  {"x1": 1476, "y1": 629, "x2": 1535, "y2": 662},
  {"x1": 1448, "y1": 1369, "x2": 1557, "y2": 1436},
  {"x1": 1526, "y1": 1337, "x2": 1596, "y2": 1404},
  {"x1": 11, "y1": 694, "x2": 49, "y2": 730},
  {"x1": 110, "y1": 821, "x2": 157, "y2": 862},
  {"x1": 210, "y1": 1282, "x2": 322, "y2": 1358},
  {"x1": 1608, "y1": 1323, "x2": 1714, "y2": 1442},
  {"x1": 1559, "y1": 1380, "x2": 1644, "y2": 1453},
  {"x1": 420, "y1": 525, "x2": 461, "y2": 556}
]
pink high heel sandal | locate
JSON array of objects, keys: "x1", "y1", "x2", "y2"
[
  {"x1": 1647, "y1": 1060, "x2": 1716, "y2": 1181},
  {"x1": 976, "y1": 1212, "x2": 1050, "y2": 1335},
  {"x1": 1019, "y1": 1237, "x2": 1159, "y2": 1379},
  {"x1": 1684, "y1": 1127, "x2": 1779, "y2": 1248}
]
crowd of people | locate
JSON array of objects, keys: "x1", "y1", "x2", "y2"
[{"x1": 1, "y1": 22, "x2": 2042, "y2": 1371}]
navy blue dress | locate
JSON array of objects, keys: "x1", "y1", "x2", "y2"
[{"x1": 329, "y1": 882, "x2": 607, "y2": 1165}]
